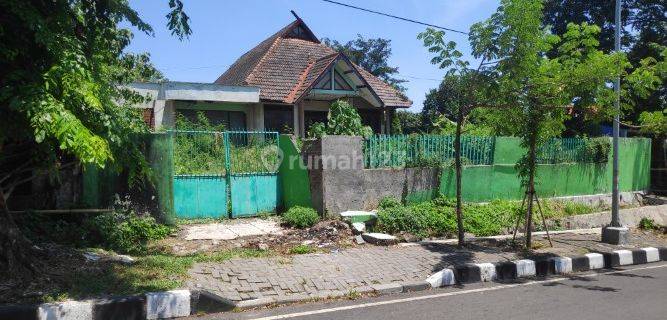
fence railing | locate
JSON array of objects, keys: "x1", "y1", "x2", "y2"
[
  {"x1": 537, "y1": 137, "x2": 610, "y2": 164},
  {"x1": 363, "y1": 135, "x2": 496, "y2": 168},
  {"x1": 171, "y1": 130, "x2": 279, "y2": 175}
]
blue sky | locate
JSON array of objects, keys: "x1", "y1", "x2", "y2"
[{"x1": 125, "y1": 0, "x2": 499, "y2": 112}]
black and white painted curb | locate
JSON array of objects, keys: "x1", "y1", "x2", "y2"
[
  {"x1": 1, "y1": 247, "x2": 665, "y2": 319},
  {"x1": 426, "y1": 247, "x2": 667, "y2": 287}
]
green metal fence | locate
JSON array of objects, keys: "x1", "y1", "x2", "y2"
[
  {"x1": 364, "y1": 135, "x2": 496, "y2": 168},
  {"x1": 171, "y1": 130, "x2": 280, "y2": 219},
  {"x1": 537, "y1": 137, "x2": 610, "y2": 164}
]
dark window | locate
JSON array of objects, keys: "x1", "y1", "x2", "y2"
[
  {"x1": 357, "y1": 109, "x2": 382, "y2": 133},
  {"x1": 334, "y1": 69, "x2": 353, "y2": 91},
  {"x1": 176, "y1": 109, "x2": 246, "y2": 130},
  {"x1": 264, "y1": 105, "x2": 294, "y2": 133}
]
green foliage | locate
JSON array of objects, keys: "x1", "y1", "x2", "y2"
[
  {"x1": 322, "y1": 35, "x2": 407, "y2": 92},
  {"x1": 639, "y1": 109, "x2": 667, "y2": 137},
  {"x1": 376, "y1": 197, "x2": 599, "y2": 239},
  {"x1": 307, "y1": 122, "x2": 327, "y2": 139},
  {"x1": 583, "y1": 137, "x2": 611, "y2": 163},
  {"x1": 282, "y1": 206, "x2": 319, "y2": 229},
  {"x1": 289, "y1": 245, "x2": 315, "y2": 255},
  {"x1": 638, "y1": 217, "x2": 660, "y2": 230},
  {"x1": 0, "y1": 0, "x2": 191, "y2": 185},
  {"x1": 378, "y1": 196, "x2": 401, "y2": 209},
  {"x1": 327, "y1": 100, "x2": 374, "y2": 137},
  {"x1": 393, "y1": 111, "x2": 423, "y2": 134},
  {"x1": 89, "y1": 212, "x2": 172, "y2": 255},
  {"x1": 376, "y1": 201, "x2": 456, "y2": 239}
]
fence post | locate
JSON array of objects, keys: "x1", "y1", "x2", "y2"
[{"x1": 223, "y1": 132, "x2": 232, "y2": 218}]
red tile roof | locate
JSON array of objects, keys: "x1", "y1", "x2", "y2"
[{"x1": 215, "y1": 18, "x2": 411, "y2": 108}]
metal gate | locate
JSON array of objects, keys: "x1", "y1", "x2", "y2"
[{"x1": 171, "y1": 130, "x2": 280, "y2": 219}]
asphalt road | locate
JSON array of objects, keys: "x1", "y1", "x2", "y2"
[{"x1": 194, "y1": 262, "x2": 667, "y2": 320}]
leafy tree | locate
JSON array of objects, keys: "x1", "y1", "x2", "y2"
[
  {"x1": 543, "y1": 0, "x2": 666, "y2": 128},
  {"x1": 323, "y1": 35, "x2": 408, "y2": 92},
  {"x1": 392, "y1": 110, "x2": 423, "y2": 134},
  {"x1": 307, "y1": 100, "x2": 372, "y2": 138},
  {"x1": 0, "y1": 0, "x2": 190, "y2": 279},
  {"x1": 469, "y1": 0, "x2": 628, "y2": 248},
  {"x1": 418, "y1": 26, "x2": 495, "y2": 247}
]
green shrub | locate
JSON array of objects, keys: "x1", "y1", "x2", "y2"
[
  {"x1": 282, "y1": 206, "x2": 319, "y2": 228},
  {"x1": 639, "y1": 217, "x2": 657, "y2": 230},
  {"x1": 378, "y1": 196, "x2": 401, "y2": 209},
  {"x1": 88, "y1": 212, "x2": 173, "y2": 255},
  {"x1": 583, "y1": 137, "x2": 611, "y2": 163},
  {"x1": 376, "y1": 202, "x2": 456, "y2": 238},
  {"x1": 289, "y1": 245, "x2": 314, "y2": 254}
]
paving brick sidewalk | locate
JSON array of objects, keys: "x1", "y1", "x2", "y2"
[
  {"x1": 187, "y1": 243, "x2": 513, "y2": 302},
  {"x1": 186, "y1": 231, "x2": 667, "y2": 302}
]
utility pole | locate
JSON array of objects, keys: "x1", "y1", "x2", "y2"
[{"x1": 602, "y1": 0, "x2": 629, "y2": 245}]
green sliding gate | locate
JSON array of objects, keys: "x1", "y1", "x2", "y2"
[{"x1": 172, "y1": 130, "x2": 280, "y2": 219}]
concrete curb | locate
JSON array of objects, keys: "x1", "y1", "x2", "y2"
[
  {"x1": 2, "y1": 247, "x2": 665, "y2": 319},
  {"x1": 426, "y1": 246, "x2": 667, "y2": 289}
]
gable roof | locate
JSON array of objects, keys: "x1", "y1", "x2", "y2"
[{"x1": 215, "y1": 14, "x2": 411, "y2": 108}]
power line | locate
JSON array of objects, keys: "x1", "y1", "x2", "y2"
[{"x1": 321, "y1": 0, "x2": 469, "y2": 35}]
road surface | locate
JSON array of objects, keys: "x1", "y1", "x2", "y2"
[{"x1": 191, "y1": 262, "x2": 667, "y2": 320}]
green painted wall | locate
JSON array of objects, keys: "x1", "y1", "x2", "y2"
[
  {"x1": 439, "y1": 137, "x2": 651, "y2": 202},
  {"x1": 278, "y1": 135, "x2": 313, "y2": 209}
]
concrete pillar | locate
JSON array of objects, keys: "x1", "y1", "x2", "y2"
[
  {"x1": 293, "y1": 104, "x2": 300, "y2": 136},
  {"x1": 255, "y1": 103, "x2": 265, "y2": 131},
  {"x1": 154, "y1": 100, "x2": 175, "y2": 129}
]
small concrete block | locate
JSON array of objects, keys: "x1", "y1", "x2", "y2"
[
  {"x1": 534, "y1": 259, "x2": 555, "y2": 277},
  {"x1": 361, "y1": 233, "x2": 398, "y2": 246},
  {"x1": 494, "y1": 262, "x2": 517, "y2": 281},
  {"x1": 642, "y1": 247, "x2": 660, "y2": 263},
  {"x1": 426, "y1": 268, "x2": 456, "y2": 288},
  {"x1": 371, "y1": 283, "x2": 403, "y2": 295},
  {"x1": 552, "y1": 257, "x2": 573, "y2": 274},
  {"x1": 631, "y1": 249, "x2": 648, "y2": 264},
  {"x1": 585, "y1": 253, "x2": 604, "y2": 270},
  {"x1": 0, "y1": 305, "x2": 37, "y2": 320},
  {"x1": 146, "y1": 290, "x2": 191, "y2": 320},
  {"x1": 234, "y1": 298, "x2": 275, "y2": 310},
  {"x1": 38, "y1": 301, "x2": 93, "y2": 320},
  {"x1": 402, "y1": 281, "x2": 431, "y2": 292},
  {"x1": 455, "y1": 264, "x2": 482, "y2": 283},
  {"x1": 351, "y1": 222, "x2": 366, "y2": 235},
  {"x1": 93, "y1": 296, "x2": 145, "y2": 320},
  {"x1": 354, "y1": 235, "x2": 365, "y2": 244},
  {"x1": 601, "y1": 226, "x2": 629, "y2": 245},
  {"x1": 340, "y1": 211, "x2": 377, "y2": 224},
  {"x1": 613, "y1": 250, "x2": 633, "y2": 266},
  {"x1": 660, "y1": 247, "x2": 667, "y2": 261},
  {"x1": 515, "y1": 259, "x2": 536, "y2": 278},
  {"x1": 571, "y1": 256, "x2": 590, "y2": 272},
  {"x1": 273, "y1": 294, "x2": 310, "y2": 305},
  {"x1": 192, "y1": 290, "x2": 235, "y2": 314},
  {"x1": 476, "y1": 263, "x2": 497, "y2": 282}
]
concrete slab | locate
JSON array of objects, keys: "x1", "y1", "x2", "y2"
[
  {"x1": 38, "y1": 301, "x2": 93, "y2": 320},
  {"x1": 183, "y1": 220, "x2": 283, "y2": 240},
  {"x1": 146, "y1": 290, "x2": 190, "y2": 320},
  {"x1": 371, "y1": 283, "x2": 403, "y2": 294},
  {"x1": 361, "y1": 233, "x2": 398, "y2": 246},
  {"x1": 340, "y1": 211, "x2": 377, "y2": 224}
]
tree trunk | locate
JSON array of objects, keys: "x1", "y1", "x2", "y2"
[
  {"x1": 455, "y1": 108, "x2": 465, "y2": 248},
  {"x1": 524, "y1": 132, "x2": 538, "y2": 249},
  {"x1": 0, "y1": 189, "x2": 37, "y2": 281}
]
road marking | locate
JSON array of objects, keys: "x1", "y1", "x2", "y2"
[{"x1": 250, "y1": 263, "x2": 667, "y2": 320}]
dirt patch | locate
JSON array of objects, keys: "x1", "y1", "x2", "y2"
[{"x1": 153, "y1": 219, "x2": 355, "y2": 256}]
